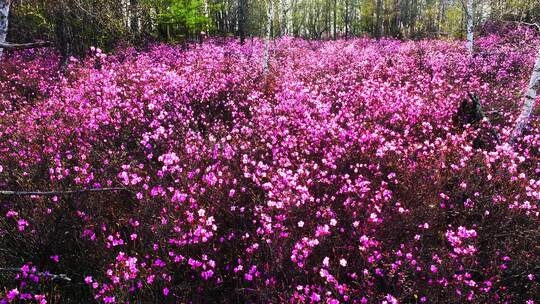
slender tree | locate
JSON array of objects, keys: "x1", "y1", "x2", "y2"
[
  {"x1": 263, "y1": 0, "x2": 273, "y2": 73},
  {"x1": 238, "y1": 0, "x2": 247, "y2": 43},
  {"x1": 204, "y1": 0, "x2": 209, "y2": 32},
  {"x1": 510, "y1": 46, "x2": 540, "y2": 142},
  {"x1": 130, "y1": 0, "x2": 139, "y2": 37},
  {"x1": 280, "y1": 0, "x2": 288, "y2": 36},
  {"x1": 0, "y1": 0, "x2": 10, "y2": 58},
  {"x1": 344, "y1": 0, "x2": 350, "y2": 38},
  {"x1": 333, "y1": 0, "x2": 337, "y2": 39},
  {"x1": 466, "y1": 0, "x2": 474, "y2": 54},
  {"x1": 375, "y1": 0, "x2": 383, "y2": 38}
]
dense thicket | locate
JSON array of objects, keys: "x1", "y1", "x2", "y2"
[{"x1": 0, "y1": 25, "x2": 539, "y2": 303}]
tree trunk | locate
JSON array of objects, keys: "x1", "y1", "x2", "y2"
[
  {"x1": 204, "y1": 0, "x2": 209, "y2": 32},
  {"x1": 344, "y1": 0, "x2": 349, "y2": 39},
  {"x1": 390, "y1": 0, "x2": 400, "y2": 37},
  {"x1": 0, "y1": 0, "x2": 10, "y2": 59},
  {"x1": 375, "y1": 0, "x2": 383, "y2": 38},
  {"x1": 130, "y1": 0, "x2": 139, "y2": 36},
  {"x1": 54, "y1": 8, "x2": 73, "y2": 67},
  {"x1": 280, "y1": 0, "x2": 288, "y2": 36},
  {"x1": 438, "y1": 0, "x2": 446, "y2": 35},
  {"x1": 333, "y1": 0, "x2": 337, "y2": 39},
  {"x1": 466, "y1": 0, "x2": 474, "y2": 54},
  {"x1": 510, "y1": 47, "x2": 540, "y2": 142},
  {"x1": 263, "y1": 0, "x2": 273, "y2": 73},
  {"x1": 238, "y1": 0, "x2": 247, "y2": 44}
]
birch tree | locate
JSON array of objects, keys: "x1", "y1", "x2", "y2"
[
  {"x1": 333, "y1": 0, "x2": 337, "y2": 39},
  {"x1": 0, "y1": 0, "x2": 10, "y2": 58},
  {"x1": 0, "y1": 0, "x2": 49, "y2": 58},
  {"x1": 510, "y1": 46, "x2": 540, "y2": 142},
  {"x1": 280, "y1": 0, "x2": 288, "y2": 36},
  {"x1": 466, "y1": 0, "x2": 474, "y2": 54},
  {"x1": 204, "y1": 0, "x2": 209, "y2": 32},
  {"x1": 263, "y1": 0, "x2": 274, "y2": 73}
]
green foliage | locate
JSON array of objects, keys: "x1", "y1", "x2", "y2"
[
  {"x1": 6, "y1": 0, "x2": 540, "y2": 57},
  {"x1": 8, "y1": 5, "x2": 53, "y2": 43},
  {"x1": 155, "y1": 0, "x2": 211, "y2": 40},
  {"x1": 445, "y1": 3, "x2": 465, "y2": 39}
]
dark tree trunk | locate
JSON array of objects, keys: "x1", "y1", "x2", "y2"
[
  {"x1": 238, "y1": 0, "x2": 247, "y2": 44},
  {"x1": 375, "y1": 0, "x2": 383, "y2": 38},
  {"x1": 54, "y1": 7, "x2": 74, "y2": 67},
  {"x1": 130, "y1": 0, "x2": 139, "y2": 36}
]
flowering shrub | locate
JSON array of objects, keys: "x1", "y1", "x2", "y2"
[{"x1": 0, "y1": 29, "x2": 539, "y2": 303}]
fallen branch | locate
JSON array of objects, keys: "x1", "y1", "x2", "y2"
[
  {"x1": 0, "y1": 41, "x2": 51, "y2": 50},
  {"x1": 0, "y1": 267, "x2": 72, "y2": 282},
  {"x1": 517, "y1": 21, "x2": 540, "y2": 32},
  {"x1": 0, "y1": 187, "x2": 127, "y2": 196}
]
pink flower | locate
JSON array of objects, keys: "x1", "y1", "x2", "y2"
[
  {"x1": 5, "y1": 210, "x2": 18, "y2": 218},
  {"x1": 17, "y1": 219, "x2": 29, "y2": 231},
  {"x1": 385, "y1": 294, "x2": 398, "y2": 304},
  {"x1": 7, "y1": 288, "x2": 19, "y2": 300},
  {"x1": 323, "y1": 257, "x2": 330, "y2": 267}
]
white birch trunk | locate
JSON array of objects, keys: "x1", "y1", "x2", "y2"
[
  {"x1": 0, "y1": 0, "x2": 10, "y2": 59},
  {"x1": 263, "y1": 0, "x2": 274, "y2": 73},
  {"x1": 466, "y1": 0, "x2": 474, "y2": 54},
  {"x1": 510, "y1": 47, "x2": 540, "y2": 142},
  {"x1": 204, "y1": 0, "x2": 210, "y2": 32},
  {"x1": 280, "y1": 0, "x2": 288, "y2": 36},
  {"x1": 122, "y1": 0, "x2": 129, "y2": 30}
]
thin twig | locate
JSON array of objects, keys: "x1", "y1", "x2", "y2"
[
  {"x1": 0, "y1": 187, "x2": 127, "y2": 196},
  {"x1": 0, "y1": 267, "x2": 72, "y2": 282}
]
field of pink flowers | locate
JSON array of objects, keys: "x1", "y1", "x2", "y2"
[{"x1": 0, "y1": 26, "x2": 539, "y2": 303}]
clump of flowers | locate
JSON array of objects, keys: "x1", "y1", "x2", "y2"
[{"x1": 0, "y1": 27, "x2": 539, "y2": 303}]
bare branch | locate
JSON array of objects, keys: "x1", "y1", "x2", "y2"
[
  {"x1": 0, "y1": 267, "x2": 72, "y2": 282},
  {"x1": 504, "y1": 21, "x2": 540, "y2": 32},
  {"x1": 518, "y1": 21, "x2": 540, "y2": 32},
  {"x1": 0, "y1": 187, "x2": 127, "y2": 196},
  {"x1": 0, "y1": 41, "x2": 52, "y2": 50}
]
